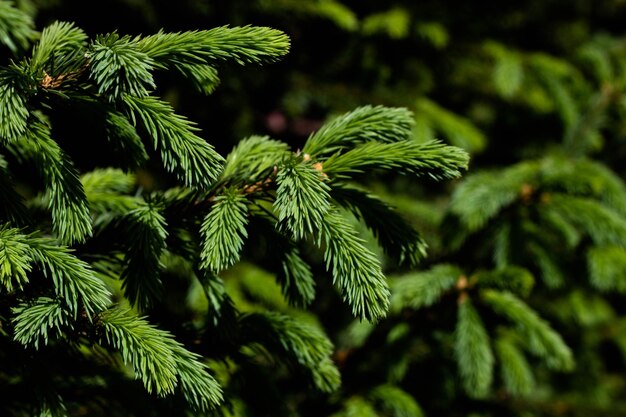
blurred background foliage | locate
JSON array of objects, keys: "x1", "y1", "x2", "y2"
[{"x1": 10, "y1": 0, "x2": 626, "y2": 416}]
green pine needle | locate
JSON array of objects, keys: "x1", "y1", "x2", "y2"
[
  {"x1": 279, "y1": 247, "x2": 316, "y2": 307},
  {"x1": 495, "y1": 336, "x2": 535, "y2": 396},
  {"x1": 303, "y1": 105, "x2": 415, "y2": 157},
  {"x1": 455, "y1": 297, "x2": 494, "y2": 399},
  {"x1": 318, "y1": 209, "x2": 390, "y2": 322},
  {"x1": 12, "y1": 297, "x2": 69, "y2": 349},
  {"x1": 121, "y1": 203, "x2": 168, "y2": 309},
  {"x1": 137, "y1": 25, "x2": 290, "y2": 67},
  {"x1": 0, "y1": 67, "x2": 30, "y2": 141},
  {"x1": 240, "y1": 311, "x2": 341, "y2": 393},
  {"x1": 0, "y1": 1, "x2": 38, "y2": 53},
  {"x1": 323, "y1": 140, "x2": 469, "y2": 180},
  {"x1": 99, "y1": 308, "x2": 223, "y2": 409},
  {"x1": 123, "y1": 94, "x2": 224, "y2": 189},
  {"x1": 482, "y1": 289, "x2": 574, "y2": 370},
  {"x1": 391, "y1": 264, "x2": 461, "y2": 312},
  {"x1": 275, "y1": 159, "x2": 331, "y2": 240},
  {"x1": 331, "y1": 185, "x2": 428, "y2": 266},
  {"x1": 200, "y1": 189, "x2": 249, "y2": 273},
  {"x1": 89, "y1": 33, "x2": 156, "y2": 100}
]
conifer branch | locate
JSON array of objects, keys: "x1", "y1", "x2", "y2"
[
  {"x1": 99, "y1": 308, "x2": 223, "y2": 409},
  {"x1": 331, "y1": 185, "x2": 427, "y2": 266},
  {"x1": 120, "y1": 203, "x2": 167, "y2": 310},
  {"x1": 274, "y1": 158, "x2": 331, "y2": 240},
  {"x1": 495, "y1": 336, "x2": 534, "y2": 396},
  {"x1": 27, "y1": 236, "x2": 111, "y2": 314},
  {"x1": 137, "y1": 26, "x2": 290, "y2": 67},
  {"x1": 323, "y1": 140, "x2": 469, "y2": 180},
  {"x1": 368, "y1": 385, "x2": 424, "y2": 417},
  {"x1": 547, "y1": 194, "x2": 626, "y2": 246},
  {"x1": 104, "y1": 111, "x2": 149, "y2": 168},
  {"x1": 318, "y1": 209, "x2": 390, "y2": 322},
  {"x1": 122, "y1": 94, "x2": 224, "y2": 189},
  {"x1": 0, "y1": 225, "x2": 32, "y2": 291},
  {"x1": 482, "y1": 290, "x2": 574, "y2": 370},
  {"x1": 390, "y1": 264, "x2": 461, "y2": 312},
  {"x1": 14, "y1": 121, "x2": 92, "y2": 244},
  {"x1": 0, "y1": 227, "x2": 110, "y2": 314},
  {"x1": 200, "y1": 188, "x2": 249, "y2": 273},
  {"x1": 0, "y1": 67, "x2": 30, "y2": 141},
  {"x1": 587, "y1": 245, "x2": 626, "y2": 292},
  {"x1": 279, "y1": 247, "x2": 316, "y2": 307},
  {"x1": 12, "y1": 297, "x2": 69, "y2": 349},
  {"x1": 30, "y1": 21, "x2": 87, "y2": 75},
  {"x1": 0, "y1": 0, "x2": 37, "y2": 52},
  {"x1": 455, "y1": 297, "x2": 494, "y2": 398},
  {"x1": 89, "y1": 33, "x2": 155, "y2": 100},
  {"x1": 474, "y1": 266, "x2": 535, "y2": 297},
  {"x1": 240, "y1": 311, "x2": 341, "y2": 393},
  {"x1": 303, "y1": 105, "x2": 414, "y2": 156},
  {"x1": 449, "y1": 161, "x2": 540, "y2": 231},
  {"x1": 221, "y1": 135, "x2": 289, "y2": 183}
]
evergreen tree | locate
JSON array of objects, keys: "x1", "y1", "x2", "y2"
[{"x1": 0, "y1": 2, "x2": 469, "y2": 415}]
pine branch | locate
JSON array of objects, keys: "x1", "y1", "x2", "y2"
[
  {"x1": 481, "y1": 289, "x2": 574, "y2": 370},
  {"x1": 122, "y1": 94, "x2": 224, "y2": 189},
  {"x1": 449, "y1": 161, "x2": 540, "y2": 232},
  {"x1": 120, "y1": 203, "x2": 167, "y2": 309},
  {"x1": 495, "y1": 335, "x2": 534, "y2": 396},
  {"x1": 0, "y1": 0, "x2": 37, "y2": 53},
  {"x1": 455, "y1": 297, "x2": 494, "y2": 399},
  {"x1": 12, "y1": 297, "x2": 69, "y2": 349},
  {"x1": 37, "y1": 396, "x2": 68, "y2": 417},
  {"x1": 104, "y1": 111, "x2": 149, "y2": 168},
  {"x1": 89, "y1": 33, "x2": 155, "y2": 100},
  {"x1": 303, "y1": 105, "x2": 414, "y2": 157},
  {"x1": 240, "y1": 311, "x2": 341, "y2": 393},
  {"x1": 81, "y1": 168, "x2": 136, "y2": 195},
  {"x1": 547, "y1": 194, "x2": 626, "y2": 246},
  {"x1": 587, "y1": 245, "x2": 626, "y2": 292},
  {"x1": 172, "y1": 62, "x2": 220, "y2": 95},
  {"x1": 221, "y1": 135, "x2": 289, "y2": 183},
  {"x1": 0, "y1": 66, "x2": 30, "y2": 141},
  {"x1": 322, "y1": 140, "x2": 468, "y2": 180},
  {"x1": 330, "y1": 185, "x2": 427, "y2": 266},
  {"x1": 200, "y1": 188, "x2": 249, "y2": 273},
  {"x1": 527, "y1": 242, "x2": 565, "y2": 289},
  {"x1": 0, "y1": 227, "x2": 110, "y2": 314},
  {"x1": 14, "y1": 121, "x2": 92, "y2": 244},
  {"x1": 196, "y1": 270, "x2": 235, "y2": 327},
  {"x1": 318, "y1": 209, "x2": 390, "y2": 322},
  {"x1": 30, "y1": 21, "x2": 87, "y2": 75},
  {"x1": 474, "y1": 266, "x2": 535, "y2": 297},
  {"x1": 334, "y1": 397, "x2": 378, "y2": 417},
  {"x1": 390, "y1": 264, "x2": 461, "y2": 312},
  {"x1": 279, "y1": 247, "x2": 316, "y2": 307},
  {"x1": 169, "y1": 342, "x2": 224, "y2": 411},
  {"x1": 27, "y1": 235, "x2": 111, "y2": 314},
  {"x1": 137, "y1": 25, "x2": 290, "y2": 67},
  {"x1": 99, "y1": 308, "x2": 223, "y2": 409},
  {"x1": 274, "y1": 158, "x2": 331, "y2": 240},
  {"x1": 414, "y1": 97, "x2": 487, "y2": 153},
  {"x1": 368, "y1": 385, "x2": 424, "y2": 417},
  {"x1": 541, "y1": 156, "x2": 626, "y2": 216},
  {"x1": 0, "y1": 225, "x2": 32, "y2": 291}
]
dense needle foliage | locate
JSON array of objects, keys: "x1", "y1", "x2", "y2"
[{"x1": 3, "y1": 1, "x2": 626, "y2": 417}]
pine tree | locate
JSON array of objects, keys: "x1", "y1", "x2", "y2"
[{"x1": 0, "y1": 2, "x2": 469, "y2": 415}]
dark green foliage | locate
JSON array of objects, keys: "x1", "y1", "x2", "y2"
[{"x1": 0, "y1": 8, "x2": 469, "y2": 415}]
